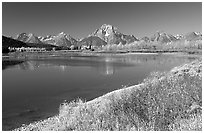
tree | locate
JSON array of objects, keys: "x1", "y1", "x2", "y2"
[{"x1": 70, "y1": 45, "x2": 75, "y2": 50}]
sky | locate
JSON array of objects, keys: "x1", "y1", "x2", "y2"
[{"x1": 2, "y1": 2, "x2": 202, "y2": 39}]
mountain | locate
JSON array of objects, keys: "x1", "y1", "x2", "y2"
[
  {"x1": 2, "y1": 35, "x2": 28, "y2": 53},
  {"x1": 175, "y1": 34, "x2": 183, "y2": 40},
  {"x1": 16, "y1": 33, "x2": 29, "y2": 42},
  {"x1": 2, "y1": 35, "x2": 57, "y2": 53},
  {"x1": 3, "y1": 35, "x2": 28, "y2": 48},
  {"x1": 90, "y1": 24, "x2": 138, "y2": 45},
  {"x1": 39, "y1": 32, "x2": 77, "y2": 47},
  {"x1": 183, "y1": 32, "x2": 202, "y2": 41},
  {"x1": 122, "y1": 34, "x2": 139, "y2": 44},
  {"x1": 140, "y1": 36, "x2": 150, "y2": 42},
  {"x1": 52, "y1": 32, "x2": 72, "y2": 47},
  {"x1": 16, "y1": 33, "x2": 42, "y2": 44},
  {"x1": 26, "y1": 33, "x2": 42, "y2": 44},
  {"x1": 38, "y1": 35, "x2": 56, "y2": 45},
  {"x1": 65, "y1": 34, "x2": 78, "y2": 45},
  {"x1": 77, "y1": 36, "x2": 107, "y2": 47},
  {"x1": 8, "y1": 24, "x2": 202, "y2": 49},
  {"x1": 150, "y1": 31, "x2": 178, "y2": 43},
  {"x1": 16, "y1": 32, "x2": 77, "y2": 47}
]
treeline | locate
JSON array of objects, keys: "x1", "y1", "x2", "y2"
[{"x1": 99, "y1": 40, "x2": 202, "y2": 52}]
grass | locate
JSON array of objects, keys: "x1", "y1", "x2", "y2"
[{"x1": 14, "y1": 59, "x2": 202, "y2": 131}]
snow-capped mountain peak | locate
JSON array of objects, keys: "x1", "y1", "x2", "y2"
[
  {"x1": 90, "y1": 24, "x2": 137, "y2": 44},
  {"x1": 16, "y1": 33, "x2": 41, "y2": 44},
  {"x1": 59, "y1": 32, "x2": 66, "y2": 36}
]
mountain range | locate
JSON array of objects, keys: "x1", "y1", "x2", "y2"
[
  {"x1": 2, "y1": 35, "x2": 57, "y2": 52},
  {"x1": 3, "y1": 24, "x2": 202, "y2": 48}
]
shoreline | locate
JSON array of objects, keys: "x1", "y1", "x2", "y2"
[
  {"x1": 2, "y1": 50, "x2": 201, "y2": 60},
  {"x1": 13, "y1": 83, "x2": 146, "y2": 131}
]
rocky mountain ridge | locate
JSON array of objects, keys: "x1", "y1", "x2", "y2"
[{"x1": 10, "y1": 24, "x2": 202, "y2": 47}]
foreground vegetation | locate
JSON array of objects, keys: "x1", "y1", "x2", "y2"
[{"x1": 14, "y1": 59, "x2": 202, "y2": 131}]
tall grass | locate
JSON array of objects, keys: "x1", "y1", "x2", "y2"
[{"x1": 58, "y1": 59, "x2": 201, "y2": 131}]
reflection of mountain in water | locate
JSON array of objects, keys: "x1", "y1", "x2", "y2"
[{"x1": 3, "y1": 54, "x2": 198, "y2": 75}]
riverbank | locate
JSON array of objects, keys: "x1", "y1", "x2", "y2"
[
  {"x1": 14, "y1": 59, "x2": 202, "y2": 131},
  {"x1": 2, "y1": 49, "x2": 202, "y2": 60}
]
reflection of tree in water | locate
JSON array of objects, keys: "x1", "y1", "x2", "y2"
[
  {"x1": 153, "y1": 56, "x2": 197, "y2": 66},
  {"x1": 18, "y1": 61, "x2": 38, "y2": 70},
  {"x1": 105, "y1": 64, "x2": 114, "y2": 75},
  {"x1": 11, "y1": 55, "x2": 198, "y2": 72},
  {"x1": 121, "y1": 54, "x2": 197, "y2": 65},
  {"x1": 95, "y1": 62, "x2": 114, "y2": 76},
  {"x1": 17, "y1": 60, "x2": 69, "y2": 70},
  {"x1": 2, "y1": 60, "x2": 24, "y2": 70},
  {"x1": 59, "y1": 65, "x2": 68, "y2": 71}
]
